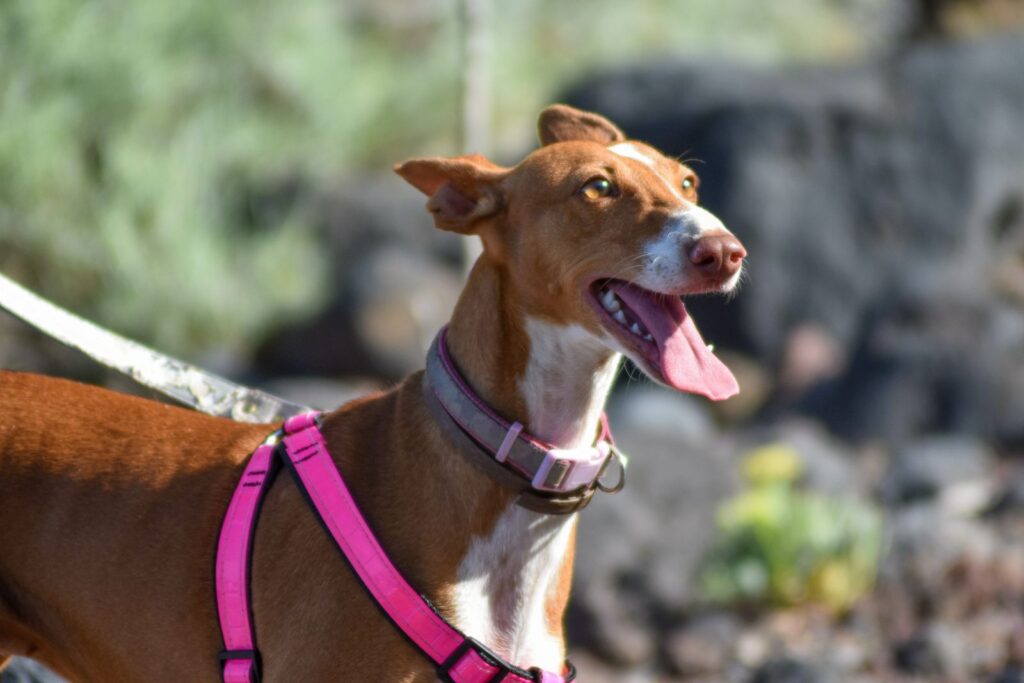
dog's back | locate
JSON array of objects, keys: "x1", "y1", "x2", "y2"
[{"x1": 0, "y1": 371, "x2": 266, "y2": 680}]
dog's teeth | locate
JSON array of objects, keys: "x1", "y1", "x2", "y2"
[
  {"x1": 614, "y1": 310, "x2": 627, "y2": 325},
  {"x1": 707, "y1": 343, "x2": 715, "y2": 352},
  {"x1": 630, "y1": 323, "x2": 641, "y2": 335},
  {"x1": 644, "y1": 334, "x2": 653, "y2": 342},
  {"x1": 601, "y1": 289, "x2": 621, "y2": 312}
]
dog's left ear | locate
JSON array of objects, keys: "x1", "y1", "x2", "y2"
[
  {"x1": 394, "y1": 154, "x2": 507, "y2": 235},
  {"x1": 538, "y1": 104, "x2": 626, "y2": 146}
]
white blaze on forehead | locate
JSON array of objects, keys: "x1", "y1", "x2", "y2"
[
  {"x1": 608, "y1": 142, "x2": 684, "y2": 201},
  {"x1": 608, "y1": 142, "x2": 656, "y2": 168}
]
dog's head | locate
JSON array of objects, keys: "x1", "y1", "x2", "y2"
[{"x1": 396, "y1": 104, "x2": 744, "y2": 400}]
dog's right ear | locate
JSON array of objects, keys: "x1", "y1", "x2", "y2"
[
  {"x1": 394, "y1": 154, "x2": 507, "y2": 235},
  {"x1": 537, "y1": 104, "x2": 626, "y2": 146}
]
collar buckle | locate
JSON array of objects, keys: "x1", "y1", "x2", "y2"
[
  {"x1": 438, "y1": 637, "x2": 513, "y2": 683},
  {"x1": 531, "y1": 441, "x2": 613, "y2": 493}
]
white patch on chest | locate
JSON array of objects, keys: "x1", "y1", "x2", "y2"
[
  {"x1": 453, "y1": 505, "x2": 577, "y2": 671},
  {"x1": 518, "y1": 318, "x2": 620, "y2": 448},
  {"x1": 451, "y1": 318, "x2": 619, "y2": 670}
]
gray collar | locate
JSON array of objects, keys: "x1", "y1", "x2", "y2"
[{"x1": 421, "y1": 326, "x2": 626, "y2": 515}]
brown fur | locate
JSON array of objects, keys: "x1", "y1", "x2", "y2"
[{"x1": 0, "y1": 105, "x2": 732, "y2": 680}]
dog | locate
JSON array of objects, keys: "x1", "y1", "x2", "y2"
[{"x1": 0, "y1": 104, "x2": 744, "y2": 681}]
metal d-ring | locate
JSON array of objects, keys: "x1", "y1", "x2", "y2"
[{"x1": 596, "y1": 444, "x2": 629, "y2": 494}]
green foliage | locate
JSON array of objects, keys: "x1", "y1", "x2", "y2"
[
  {"x1": 0, "y1": 0, "x2": 861, "y2": 356},
  {"x1": 700, "y1": 444, "x2": 883, "y2": 613},
  {"x1": 0, "y1": 0, "x2": 462, "y2": 353}
]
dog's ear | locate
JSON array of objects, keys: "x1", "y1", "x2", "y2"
[
  {"x1": 537, "y1": 104, "x2": 626, "y2": 146},
  {"x1": 394, "y1": 154, "x2": 507, "y2": 234}
]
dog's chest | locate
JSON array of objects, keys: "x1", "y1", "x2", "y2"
[{"x1": 452, "y1": 504, "x2": 576, "y2": 672}]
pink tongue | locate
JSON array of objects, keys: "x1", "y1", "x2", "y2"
[{"x1": 612, "y1": 284, "x2": 739, "y2": 401}]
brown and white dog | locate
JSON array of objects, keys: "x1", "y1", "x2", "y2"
[{"x1": 0, "y1": 105, "x2": 744, "y2": 681}]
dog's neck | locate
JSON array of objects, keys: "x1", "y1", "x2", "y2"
[
  {"x1": 442, "y1": 257, "x2": 620, "y2": 668},
  {"x1": 446, "y1": 259, "x2": 620, "y2": 448}
]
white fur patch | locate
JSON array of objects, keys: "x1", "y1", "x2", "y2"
[
  {"x1": 608, "y1": 142, "x2": 656, "y2": 168},
  {"x1": 453, "y1": 505, "x2": 577, "y2": 670},
  {"x1": 450, "y1": 318, "x2": 621, "y2": 669},
  {"x1": 518, "y1": 318, "x2": 621, "y2": 448},
  {"x1": 636, "y1": 208, "x2": 739, "y2": 293},
  {"x1": 609, "y1": 142, "x2": 684, "y2": 201}
]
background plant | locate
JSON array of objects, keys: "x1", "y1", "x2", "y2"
[
  {"x1": 0, "y1": 0, "x2": 859, "y2": 357},
  {"x1": 700, "y1": 444, "x2": 884, "y2": 613}
]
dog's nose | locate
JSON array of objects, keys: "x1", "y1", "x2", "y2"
[{"x1": 688, "y1": 233, "x2": 747, "y2": 277}]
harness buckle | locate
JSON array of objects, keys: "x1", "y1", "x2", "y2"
[
  {"x1": 437, "y1": 637, "x2": 512, "y2": 683},
  {"x1": 219, "y1": 649, "x2": 261, "y2": 683}
]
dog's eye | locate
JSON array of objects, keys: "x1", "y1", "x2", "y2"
[
  {"x1": 682, "y1": 176, "x2": 697, "y2": 193},
  {"x1": 580, "y1": 177, "x2": 616, "y2": 200}
]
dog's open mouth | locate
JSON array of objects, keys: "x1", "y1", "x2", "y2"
[{"x1": 588, "y1": 279, "x2": 739, "y2": 400}]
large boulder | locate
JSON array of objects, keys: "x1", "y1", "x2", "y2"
[{"x1": 564, "y1": 36, "x2": 1024, "y2": 444}]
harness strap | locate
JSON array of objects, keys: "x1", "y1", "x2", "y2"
[
  {"x1": 214, "y1": 440, "x2": 278, "y2": 683},
  {"x1": 214, "y1": 412, "x2": 574, "y2": 682}
]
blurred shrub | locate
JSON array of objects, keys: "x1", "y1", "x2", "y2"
[
  {"x1": 0, "y1": 0, "x2": 464, "y2": 353},
  {"x1": 0, "y1": 0, "x2": 859, "y2": 356},
  {"x1": 700, "y1": 444, "x2": 883, "y2": 613}
]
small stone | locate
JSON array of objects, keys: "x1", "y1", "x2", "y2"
[
  {"x1": 991, "y1": 665, "x2": 1024, "y2": 683},
  {"x1": 747, "y1": 657, "x2": 840, "y2": 683},
  {"x1": 736, "y1": 630, "x2": 770, "y2": 667},
  {"x1": 883, "y1": 435, "x2": 993, "y2": 505},
  {"x1": 666, "y1": 613, "x2": 740, "y2": 677}
]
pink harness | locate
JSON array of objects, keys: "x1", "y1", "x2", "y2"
[{"x1": 214, "y1": 411, "x2": 575, "y2": 682}]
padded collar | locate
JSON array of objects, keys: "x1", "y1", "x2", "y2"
[{"x1": 422, "y1": 326, "x2": 626, "y2": 515}]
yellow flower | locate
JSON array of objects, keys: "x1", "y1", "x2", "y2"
[{"x1": 741, "y1": 444, "x2": 803, "y2": 485}]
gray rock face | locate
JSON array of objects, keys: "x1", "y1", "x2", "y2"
[
  {"x1": 747, "y1": 658, "x2": 841, "y2": 683},
  {"x1": 883, "y1": 435, "x2": 994, "y2": 504},
  {"x1": 568, "y1": 386, "x2": 736, "y2": 661},
  {"x1": 564, "y1": 35, "x2": 1024, "y2": 445},
  {"x1": 256, "y1": 174, "x2": 465, "y2": 381}
]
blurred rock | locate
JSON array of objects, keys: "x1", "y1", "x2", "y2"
[
  {"x1": 747, "y1": 657, "x2": 839, "y2": 683},
  {"x1": 712, "y1": 351, "x2": 772, "y2": 423},
  {"x1": 568, "y1": 386, "x2": 737, "y2": 662},
  {"x1": 992, "y1": 665, "x2": 1024, "y2": 683},
  {"x1": 768, "y1": 419, "x2": 860, "y2": 495},
  {"x1": 882, "y1": 503, "x2": 999, "y2": 603},
  {"x1": 565, "y1": 35, "x2": 1024, "y2": 446},
  {"x1": 666, "y1": 612, "x2": 739, "y2": 676},
  {"x1": 257, "y1": 244, "x2": 462, "y2": 380},
  {"x1": 883, "y1": 435, "x2": 994, "y2": 505},
  {"x1": 777, "y1": 324, "x2": 845, "y2": 396},
  {"x1": 893, "y1": 622, "x2": 970, "y2": 678},
  {"x1": 893, "y1": 633, "x2": 945, "y2": 676},
  {"x1": 610, "y1": 384, "x2": 717, "y2": 447},
  {"x1": 569, "y1": 650, "x2": 660, "y2": 683}
]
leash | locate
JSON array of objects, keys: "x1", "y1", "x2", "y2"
[
  {"x1": 216, "y1": 413, "x2": 576, "y2": 682},
  {"x1": 0, "y1": 271, "x2": 310, "y2": 423}
]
